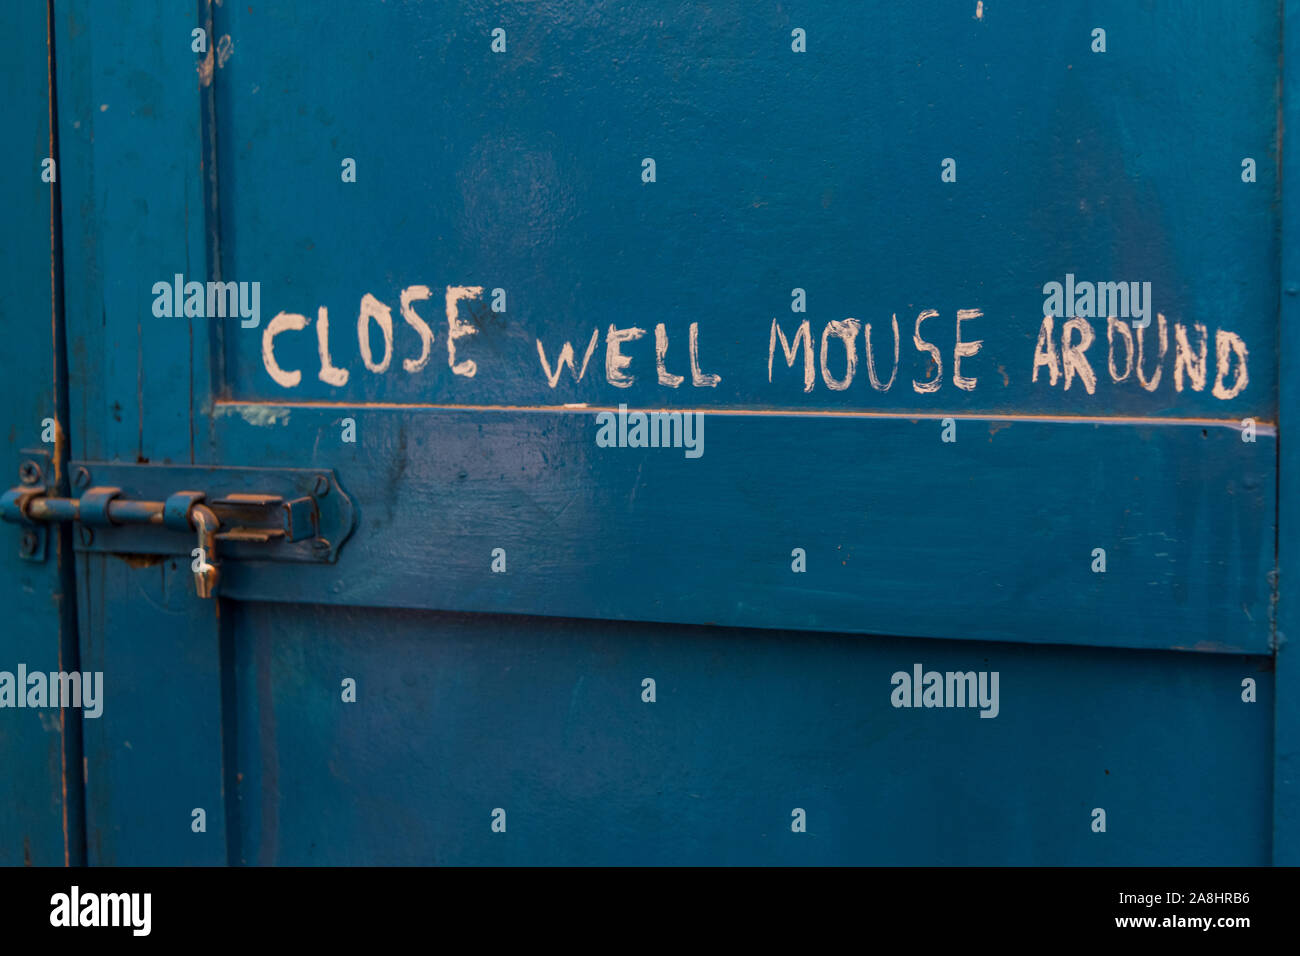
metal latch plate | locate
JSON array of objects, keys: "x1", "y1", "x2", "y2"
[{"x1": 67, "y1": 462, "x2": 356, "y2": 564}]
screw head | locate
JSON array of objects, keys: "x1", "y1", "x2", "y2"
[
  {"x1": 312, "y1": 474, "x2": 331, "y2": 497},
  {"x1": 18, "y1": 460, "x2": 41, "y2": 485},
  {"x1": 74, "y1": 467, "x2": 91, "y2": 489},
  {"x1": 19, "y1": 530, "x2": 38, "y2": 557},
  {"x1": 77, "y1": 525, "x2": 94, "y2": 547}
]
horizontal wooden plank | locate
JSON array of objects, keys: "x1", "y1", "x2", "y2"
[
  {"x1": 230, "y1": 602, "x2": 1273, "y2": 865},
  {"x1": 210, "y1": 1, "x2": 1278, "y2": 420},
  {"x1": 208, "y1": 406, "x2": 1274, "y2": 653}
]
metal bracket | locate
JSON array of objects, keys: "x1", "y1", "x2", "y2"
[{"x1": 7, "y1": 449, "x2": 53, "y2": 562}]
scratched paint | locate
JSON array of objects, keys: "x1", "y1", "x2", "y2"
[{"x1": 235, "y1": 405, "x2": 291, "y2": 428}]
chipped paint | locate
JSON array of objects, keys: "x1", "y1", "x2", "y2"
[{"x1": 234, "y1": 404, "x2": 291, "y2": 427}]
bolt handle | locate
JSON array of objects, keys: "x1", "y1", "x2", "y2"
[{"x1": 191, "y1": 505, "x2": 220, "y2": 599}]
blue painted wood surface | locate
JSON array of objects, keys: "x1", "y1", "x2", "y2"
[
  {"x1": 54, "y1": 0, "x2": 228, "y2": 864},
  {"x1": 1275, "y1": 0, "x2": 1300, "y2": 867},
  {"x1": 213, "y1": 2, "x2": 1277, "y2": 421},
  {"x1": 207, "y1": 407, "x2": 1276, "y2": 654},
  {"x1": 6, "y1": 0, "x2": 1289, "y2": 864},
  {"x1": 0, "y1": 0, "x2": 82, "y2": 867},
  {"x1": 230, "y1": 604, "x2": 1272, "y2": 865}
]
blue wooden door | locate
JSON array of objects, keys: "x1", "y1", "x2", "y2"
[{"x1": 6, "y1": 0, "x2": 1291, "y2": 863}]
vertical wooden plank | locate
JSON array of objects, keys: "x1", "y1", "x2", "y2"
[
  {"x1": 0, "y1": 0, "x2": 84, "y2": 868},
  {"x1": 55, "y1": 0, "x2": 228, "y2": 863},
  {"x1": 1277, "y1": 0, "x2": 1300, "y2": 867}
]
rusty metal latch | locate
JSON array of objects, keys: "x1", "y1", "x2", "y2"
[{"x1": 1, "y1": 456, "x2": 356, "y2": 598}]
